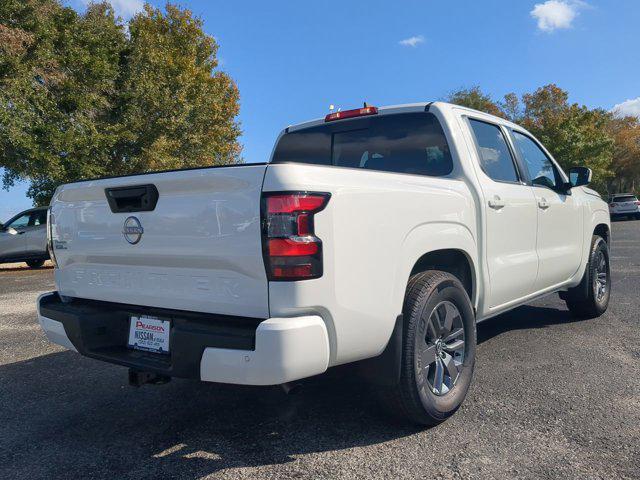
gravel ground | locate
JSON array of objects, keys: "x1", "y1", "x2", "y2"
[{"x1": 0, "y1": 222, "x2": 638, "y2": 480}]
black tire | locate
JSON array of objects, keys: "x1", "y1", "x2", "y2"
[
  {"x1": 565, "y1": 235, "x2": 610, "y2": 318},
  {"x1": 26, "y1": 259, "x2": 45, "y2": 268},
  {"x1": 384, "y1": 270, "x2": 476, "y2": 426}
]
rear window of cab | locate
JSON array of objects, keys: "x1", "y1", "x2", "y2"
[
  {"x1": 613, "y1": 195, "x2": 638, "y2": 202},
  {"x1": 271, "y1": 112, "x2": 453, "y2": 177}
]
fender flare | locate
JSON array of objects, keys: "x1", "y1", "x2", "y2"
[
  {"x1": 392, "y1": 222, "x2": 479, "y2": 311},
  {"x1": 361, "y1": 223, "x2": 479, "y2": 386},
  {"x1": 572, "y1": 209, "x2": 610, "y2": 284}
]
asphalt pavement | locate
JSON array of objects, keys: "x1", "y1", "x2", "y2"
[{"x1": 0, "y1": 221, "x2": 638, "y2": 479}]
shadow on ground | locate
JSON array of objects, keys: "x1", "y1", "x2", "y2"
[
  {"x1": 0, "y1": 302, "x2": 585, "y2": 479},
  {"x1": 0, "y1": 350, "x2": 420, "y2": 479},
  {"x1": 477, "y1": 304, "x2": 589, "y2": 344}
]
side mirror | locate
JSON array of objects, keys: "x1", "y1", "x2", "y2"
[
  {"x1": 569, "y1": 166, "x2": 592, "y2": 187},
  {"x1": 6, "y1": 227, "x2": 18, "y2": 235}
]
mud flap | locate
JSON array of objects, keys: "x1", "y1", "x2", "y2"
[{"x1": 357, "y1": 314, "x2": 403, "y2": 387}]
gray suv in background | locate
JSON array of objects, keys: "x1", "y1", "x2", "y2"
[{"x1": 0, "y1": 207, "x2": 49, "y2": 268}]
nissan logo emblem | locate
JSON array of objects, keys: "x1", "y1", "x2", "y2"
[{"x1": 123, "y1": 216, "x2": 144, "y2": 244}]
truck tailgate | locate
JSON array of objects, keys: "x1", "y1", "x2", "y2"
[{"x1": 50, "y1": 165, "x2": 269, "y2": 318}]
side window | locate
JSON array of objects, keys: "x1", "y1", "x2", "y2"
[
  {"x1": 468, "y1": 119, "x2": 519, "y2": 182},
  {"x1": 6, "y1": 213, "x2": 31, "y2": 229},
  {"x1": 511, "y1": 131, "x2": 561, "y2": 190}
]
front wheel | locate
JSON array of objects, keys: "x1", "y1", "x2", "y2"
[
  {"x1": 565, "y1": 235, "x2": 610, "y2": 318},
  {"x1": 384, "y1": 270, "x2": 476, "y2": 426}
]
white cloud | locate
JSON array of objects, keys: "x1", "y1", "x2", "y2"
[
  {"x1": 611, "y1": 98, "x2": 640, "y2": 119},
  {"x1": 78, "y1": 0, "x2": 144, "y2": 19},
  {"x1": 399, "y1": 35, "x2": 425, "y2": 48},
  {"x1": 530, "y1": 1, "x2": 587, "y2": 32}
]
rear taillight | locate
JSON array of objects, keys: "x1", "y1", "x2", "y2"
[
  {"x1": 262, "y1": 192, "x2": 330, "y2": 280},
  {"x1": 46, "y1": 208, "x2": 58, "y2": 268},
  {"x1": 635, "y1": 201, "x2": 640, "y2": 206}
]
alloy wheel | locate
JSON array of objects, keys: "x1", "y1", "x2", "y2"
[
  {"x1": 415, "y1": 300, "x2": 466, "y2": 396},
  {"x1": 594, "y1": 249, "x2": 609, "y2": 303}
]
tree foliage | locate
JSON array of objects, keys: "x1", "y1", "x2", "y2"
[
  {"x1": 447, "y1": 86, "x2": 506, "y2": 119},
  {"x1": 607, "y1": 115, "x2": 640, "y2": 193},
  {"x1": 445, "y1": 84, "x2": 639, "y2": 195},
  {"x1": 0, "y1": 1, "x2": 241, "y2": 205},
  {"x1": 521, "y1": 85, "x2": 614, "y2": 193}
]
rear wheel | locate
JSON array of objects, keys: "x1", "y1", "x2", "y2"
[
  {"x1": 384, "y1": 270, "x2": 476, "y2": 426},
  {"x1": 26, "y1": 259, "x2": 45, "y2": 268},
  {"x1": 565, "y1": 235, "x2": 610, "y2": 318}
]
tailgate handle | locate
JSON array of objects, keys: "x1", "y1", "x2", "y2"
[{"x1": 105, "y1": 184, "x2": 159, "y2": 213}]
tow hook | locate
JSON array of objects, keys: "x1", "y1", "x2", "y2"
[{"x1": 128, "y1": 368, "x2": 171, "y2": 387}]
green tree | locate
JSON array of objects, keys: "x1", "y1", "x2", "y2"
[
  {"x1": 110, "y1": 4, "x2": 241, "y2": 176},
  {"x1": 445, "y1": 84, "x2": 615, "y2": 193},
  {"x1": 607, "y1": 115, "x2": 640, "y2": 194},
  {"x1": 445, "y1": 86, "x2": 506, "y2": 118},
  {"x1": 521, "y1": 85, "x2": 613, "y2": 193},
  {"x1": 499, "y1": 92, "x2": 522, "y2": 123},
  {"x1": 0, "y1": 1, "x2": 241, "y2": 206}
]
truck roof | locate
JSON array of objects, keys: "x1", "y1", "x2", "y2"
[{"x1": 286, "y1": 101, "x2": 519, "y2": 132}]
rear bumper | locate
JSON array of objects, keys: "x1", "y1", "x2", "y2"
[{"x1": 37, "y1": 292, "x2": 330, "y2": 385}]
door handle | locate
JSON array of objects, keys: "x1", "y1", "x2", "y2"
[
  {"x1": 488, "y1": 196, "x2": 506, "y2": 210},
  {"x1": 538, "y1": 198, "x2": 550, "y2": 210}
]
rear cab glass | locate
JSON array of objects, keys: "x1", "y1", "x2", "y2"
[
  {"x1": 271, "y1": 112, "x2": 453, "y2": 177},
  {"x1": 613, "y1": 195, "x2": 638, "y2": 203}
]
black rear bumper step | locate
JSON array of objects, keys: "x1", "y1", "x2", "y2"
[{"x1": 39, "y1": 293, "x2": 263, "y2": 379}]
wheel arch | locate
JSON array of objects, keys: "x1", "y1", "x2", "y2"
[
  {"x1": 594, "y1": 223, "x2": 610, "y2": 244},
  {"x1": 570, "y1": 208, "x2": 611, "y2": 287},
  {"x1": 409, "y1": 249, "x2": 475, "y2": 304},
  {"x1": 393, "y1": 222, "x2": 479, "y2": 313}
]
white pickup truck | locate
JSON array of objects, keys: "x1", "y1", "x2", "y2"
[{"x1": 38, "y1": 102, "x2": 611, "y2": 425}]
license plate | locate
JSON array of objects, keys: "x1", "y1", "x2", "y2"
[{"x1": 127, "y1": 315, "x2": 170, "y2": 354}]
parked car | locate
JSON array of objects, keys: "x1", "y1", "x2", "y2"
[
  {"x1": 0, "y1": 207, "x2": 49, "y2": 268},
  {"x1": 608, "y1": 193, "x2": 640, "y2": 220},
  {"x1": 37, "y1": 102, "x2": 611, "y2": 426}
]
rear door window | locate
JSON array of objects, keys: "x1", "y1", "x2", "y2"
[
  {"x1": 272, "y1": 112, "x2": 453, "y2": 176},
  {"x1": 467, "y1": 119, "x2": 519, "y2": 183}
]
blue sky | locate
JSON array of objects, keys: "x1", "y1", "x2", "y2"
[{"x1": 2, "y1": 0, "x2": 639, "y2": 221}]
